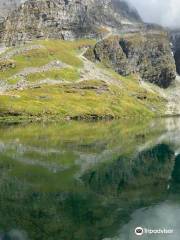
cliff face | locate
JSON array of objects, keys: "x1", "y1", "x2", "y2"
[
  {"x1": 0, "y1": 0, "x2": 142, "y2": 46},
  {"x1": 85, "y1": 33, "x2": 176, "y2": 88},
  {"x1": 0, "y1": 0, "x2": 21, "y2": 18},
  {"x1": 171, "y1": 30, "x2": 180, "y2": 75}
]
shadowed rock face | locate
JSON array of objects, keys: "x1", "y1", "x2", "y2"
[
  {"x1": 111, "y1": 0, "x2": 141, "y2": 22},
  {"x1": 85, "y1": 34, "x2": 176, "y2": 88},
  {"x1": 0, "y1": 0, "x2": 142, "y2": 46},
  {"x1": 174, "y1": 50, "x2": 180, "y2": 74},
  {"x1": 171, "y1": 30, "x2": 180, "y2": 75}
]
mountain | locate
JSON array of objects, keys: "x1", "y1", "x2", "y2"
[
  {"x1": 0, "y1": 0, "x2": 178, "y2": 121},
  {"x1": 0, "y1": 0, "x2": 144, "y2": 46}
]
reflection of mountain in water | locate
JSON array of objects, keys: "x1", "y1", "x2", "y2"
[
  {"x1": 109, "y1": 151, "x2": 180, "y2": 240},
  {"x1": 82, "y1": 144, "x2": 174, "y2": 198},
  {"x1": 0, "y1": 119, "x2": 179, "y2": 239},
  {"x1": 173, "y1": 155, "x2": 180, "y2": 181}
]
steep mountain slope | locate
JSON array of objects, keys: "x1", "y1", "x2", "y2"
[
  {"x1": 0, "y1": 0, "x2": 178, "y2": 121},
  {"x1": 171, "y1": 29, "x2": 180, "y2": 74},
  {"x1": 0, "y1": 0, "x2": 143, "y2": 46}
]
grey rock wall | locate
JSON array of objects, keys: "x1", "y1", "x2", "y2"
[
  {"x1": 0, "y1": 0, "x2": 143, "y2": 46},
  {"x1": 85, "y1": 33, "x2": 176, "y2": 88},
  {"x1": 171, "y1": 30, "x2": 180, "y2": 75}
]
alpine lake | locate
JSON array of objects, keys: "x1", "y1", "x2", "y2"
[{"x1": 0, "y1": 118, "x2": 179, "y2": 240}]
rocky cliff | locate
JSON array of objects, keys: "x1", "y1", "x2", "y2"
[
  {"x1": 0, "y1": 0, "x2": 21, "y2": 18},
  {"x1": 171, "y1": 30, "x2": 180, "y2": 74},
  {"x1": 85, "y1": 33, "x2": 176, "y2": 88},
  {"x1": 0, "y1": 0, "x2": 143, "y2": 46}
]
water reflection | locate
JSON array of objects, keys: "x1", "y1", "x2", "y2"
[
  {"x1": 82, "y1": 144, "x2": 174, "y2": 198},
  {"x1": 113, "y1": 202, "x2": 180, "y2": 240},
  {"x1": 0, "y1": 118, "x2": 179, "y2": 239}
]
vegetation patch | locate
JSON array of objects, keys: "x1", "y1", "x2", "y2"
[
  {"x1": 0, "y1": 39, "x2": 95, "y2": 80},
  {"x1": 0, "y1": 77, "x2": 166, "y2": 121},
  {"x1": 26, "y1": 68, "x2": 80, "y2": 82},
  {"x1": 0, "y1": 39, "x2": 167, "y2": 122}
]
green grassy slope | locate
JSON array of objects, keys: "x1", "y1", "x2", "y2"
[{"x1": 0, "y1": 39, "x2": 166, "y2": 122}]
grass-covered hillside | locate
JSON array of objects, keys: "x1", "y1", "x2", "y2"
[{"x1": 0, "y1": 39, "x2": 166, "y2": 122}]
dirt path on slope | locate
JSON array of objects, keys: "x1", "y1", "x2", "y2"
[
  {"x1": 165, "y1": 76, "x2": 180, "y2": 116},
  {"x1": 78, "y1": 48, "x2": 122, "y2": 86}
]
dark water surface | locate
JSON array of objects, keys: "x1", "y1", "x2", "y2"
[{"x1": 0, "y1": 118, "x2": 180, "y2": 240}]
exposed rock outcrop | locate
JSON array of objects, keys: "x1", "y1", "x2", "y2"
[
  {"x1": 85, "y1": 33, "x2": 176, "y2": 88},
  {"x1": 170, "y1": 29, "x2": 180, "y2": 75},
  {"x1": 0, "y1": 59, "x2": 16, "y2": 71},
  {"x1": 0, "y1": 0, "x2": 21, "y2": 18},
  {"x1": 0, "y1": 0, "x2": 143, "y2": 46}
]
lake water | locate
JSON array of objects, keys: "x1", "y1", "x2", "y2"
[{"x1": 0, "y1": 118, "x2": 180, "y2": 240}]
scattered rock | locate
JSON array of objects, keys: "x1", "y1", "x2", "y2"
[{"x1": 0, "y1": 59, "x2": 16, "y2": 71}]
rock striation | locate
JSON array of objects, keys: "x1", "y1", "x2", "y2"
[
  {"x1": 0, "y1": 0, "x2": 142, "y2": 46},
  {"x1": 85, "y1": 33, "x2": 176, "y2": 88}
]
